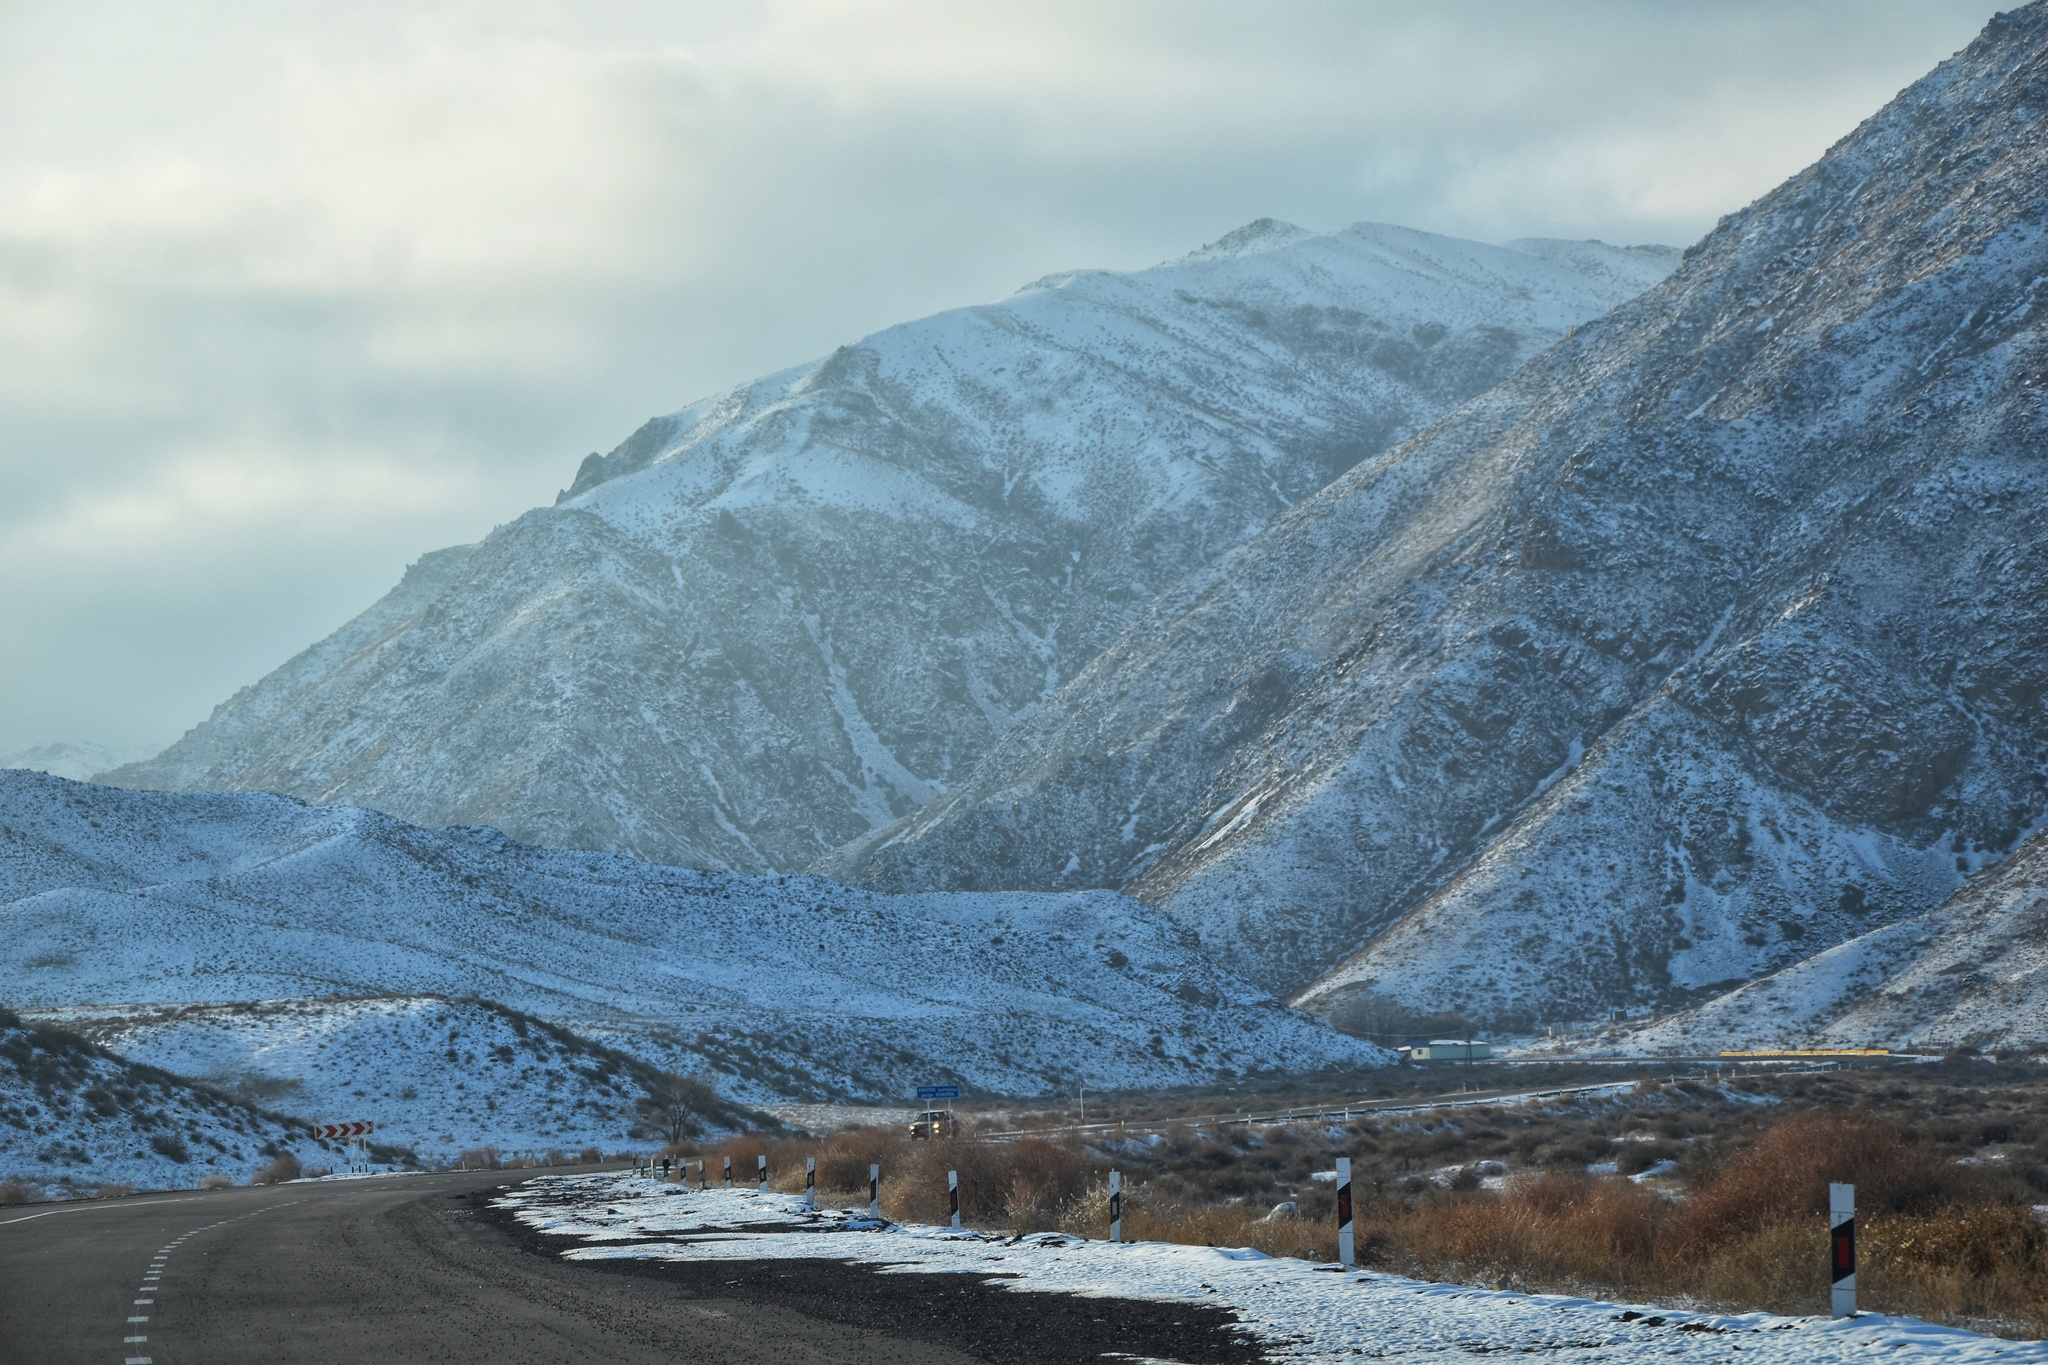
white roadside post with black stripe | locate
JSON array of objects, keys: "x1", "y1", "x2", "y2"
[
  {"x1": 948, "y1": 1170, "x2": 960, "y2": 1228},
  {"x1": 1830, "y1": 1182, "x2": 1856, "y2": 1318},
  {"x1": 757, "y1": 1155, "x2": 768, "y2": 1192},
  {"x1": 869, "y1": 1163, "x2": 881, "y2": 1218},
  {"x1": 806, "y1": 1157, "x2": 817, "y2": 1207},
  {"x1": 723, "y1": 1155, "x2": 732, "y2": 1189},
  {"x1": 1109, "y1": 1170, "x2": 1122, "y2": 1243},
  {"x1": 1336, "y1": 1156, "x2": 1355, "y2": 1270}
]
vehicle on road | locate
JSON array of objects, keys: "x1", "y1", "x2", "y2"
[{"x1": 907, "y1": 1109, "x2": 954, "y2": 1139}]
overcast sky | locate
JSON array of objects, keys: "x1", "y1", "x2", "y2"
[{"x1": 0, "y1": 0, "x2": 2002, "y2": 757}]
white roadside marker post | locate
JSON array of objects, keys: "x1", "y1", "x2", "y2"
[
  {"x1": 723, "y1": 1155, "x2": 732, "y2": 1189},
  {"x1": 948, "y1": 1169, "x2": 960, "y2": 1229},
  {"x1": 1336, "y1": 1156, "x2": 1355, "y2": 1270},
  {"x1": 806, "y1": 1156, "x2": 817, "y2": 1207},
  {"x1": 757, "y1": 1154, "x2": 768, "y2": 1192},
  {"x1": 869, "y1": 1163, "x2": 880, "y2": 1219},
  {"x1": 1109, "y1": 1170, "x2": 1122, "y2": 1243},
  {"x1": 698, "y1": 1159, "x2": 708, "y2": 1191},
  {"x1": 1830, "y1": 1182, "x2": 1857, "y2": 1318}
]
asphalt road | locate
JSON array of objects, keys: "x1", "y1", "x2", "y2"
[{"x1": 0, "y1": 1167, "x2": 1260, "y2": 1365}]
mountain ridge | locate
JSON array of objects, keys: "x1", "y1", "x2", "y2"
[
  {"x1": 835, "y1": 7, "x2": 2048, "y2": 1027},
  {"x1": 100, "y1": 222, "x2": 1674, "y2": 874}
]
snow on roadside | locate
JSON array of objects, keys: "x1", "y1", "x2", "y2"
[{"x1": 498, "y1": 1172, "x2": 2048, "y2": 1363}]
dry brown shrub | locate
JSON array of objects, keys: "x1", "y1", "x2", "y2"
[
  {"x1": 701, "y1": 1138, "x2": 773, "y2": 1188},
  {"x1": 252, "y1": 1152, "x2": 301, "y2": 1184},
  {"x1": 1667, "y1": 1111, "x2": 1944, "y2": 1263},
  {"x1": 725, "y1": 1127, "x2": 1102, "y2": 1228},
  {"x1": 1376, "y1": 1171, "x2": 1669, "y2": 1295},
  {"x1": 0, "y1": 1178, "x2": 40, "y2": 1205},
  {"x1": 1001, "y1": 1138, "x2": 1096, "y2": 1230},
  {"x1": 812, "y1": 1125, "x2": 905, "y2": 1194},
  {"x1": 1123, "y1": 1192, "x2": 1335, "y2": 1261},
  {"x1": 1694, "y1": 1216, "x2": 1826, "y2": 1312},
  {"x1": 198, "y1": 1173, "x2": 235, "y2": 1189},
  {"x1": 1862, "y1": 1206, "x2": 2048, "y2": 1332},
  {"x1": 94, "y1": 1183, "x2": 136, "y2": 1199}
]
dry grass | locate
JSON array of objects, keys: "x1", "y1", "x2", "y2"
[
  {"x1": 198, "y1": 1173, "x2": 236, "y2": 1189},
  {"x1": 1355, "y1": 1111, "x2": 2048, "y2": 1336},
  {"x1": 0, "y1": 1177, "x2": 41, "y2": 1206},
  {"x1": 673, "y1": 1067, "x2": 2048, "y2": 1339},
  {"x1": 251, "y1": 1152, "x2": 301, "y2": 1184}
]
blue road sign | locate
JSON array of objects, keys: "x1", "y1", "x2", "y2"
[{"x1": 916, "y1": 1085, "x2": 961, "y2": 1100}]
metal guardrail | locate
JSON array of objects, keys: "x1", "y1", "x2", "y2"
[
  {"x1": 974, "y1": 1054, "x2": 1918, "y2": 1142},
  {"x1": 977, "y1": 1078, "x2": 1660, "y2": 1142}
]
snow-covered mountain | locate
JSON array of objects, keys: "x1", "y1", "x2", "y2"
[
  {"x1": 837, "y1": 9, "x2": 2048, "y2": 1028},
  {"x1": 0, "y1": 772, "x2": 1383, "y2": 1103},
  {"x1": 1624, "y1": 826, "x2": 2048, "y2": 1054},
  {"x1": 0, "y1": 1005, "x2": 340, "y2": 1194},
  {"x1": 39, "y1": 996, "x2": 753, "y2": 1163},
  {"x1": 102, "y1": 226, "x2": 1673, "y2": 872}
]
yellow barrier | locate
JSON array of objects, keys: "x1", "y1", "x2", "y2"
[{"x1": 1712, "y1": 1055, "x2": 1884, "y2": 1064}]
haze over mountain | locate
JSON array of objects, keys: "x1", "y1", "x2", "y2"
[
  {"x1": 102, "y1": 226, "x2": 1673, "y2": 873},
  {"x1": 838, "y1": 8, "x2": 2048, "y2": 1029}
]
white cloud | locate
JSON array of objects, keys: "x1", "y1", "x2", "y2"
[
  {"x1": 1, "y1": 442, "x2": 473, "y2": 561},
  {"x1": 0, "y1": 0, "x2": 2001, "y2": 750}
]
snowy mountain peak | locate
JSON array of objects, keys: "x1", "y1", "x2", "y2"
[
  {"x1": 1176, "y1": 217, "x2": 1316, "y2": 261},
  {"x1": 107, "y1": 218, "x2": 1673, "y2": 874}
]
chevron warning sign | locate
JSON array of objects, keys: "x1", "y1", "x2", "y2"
[{"x1": 315, "y1": 1121, "x2": 374, "y2": 1139}]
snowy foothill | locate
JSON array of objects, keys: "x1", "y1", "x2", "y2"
[
  {"x1": 41, "y1": 996, "x2": 668, "y2": 1164},
  {"x1": 500, "y1": 1174, "x2": 2048, "y2": 1363},
  {"x1": 1, "y1": 771, "x2": 1388, "y2": 1110}
]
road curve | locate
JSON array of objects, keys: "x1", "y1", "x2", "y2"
[
  {"x1": 0, "y1": 1166, "x2": 1260, "y2": 1364},
  {"x1": 0, "y1": 1167, "x2": 989, "y2": 1365}
]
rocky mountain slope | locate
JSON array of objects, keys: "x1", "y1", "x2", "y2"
[
  {"x1": 1624, "y1": 825, "x2": 2048, "y2": 1054},
  {"x1": 0, "y1": 1006, "x2": 338, "y2": 1195},
  {"x1": 103, "y1": 226, "x2": 1672, "y2": 872},
  {"x1": 838, "y1": 8, "x2": 2048, "y2": 1029},
  {"x1": 0, "y1": 771, "x2": 1383, "y2": 1102}
]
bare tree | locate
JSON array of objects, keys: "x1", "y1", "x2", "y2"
[
  {"x1": 635, "y1": 1070, "x2": 721, "y2": 1147},
  {"x1": 1325, "y1": 989, "x2": 1416, "y2": 1044}
]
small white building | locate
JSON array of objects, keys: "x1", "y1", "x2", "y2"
[{"x1": 1403, "y1": 1039, "x2": 1492, "y2": 1062}]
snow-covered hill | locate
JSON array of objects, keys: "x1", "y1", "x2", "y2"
[
  {"x1": 0, "y1": 1006, "x2": 338, "y2": 1194},
  {"x1": 102, "y1": 225, "x2": 1672, "y2": 873},
  {"x1": 39, "y1": 996, "x2": 748, "y2": 1163},
  {"x1": 1624, "y1": 825, "x2": 2048, "y2": 1054},
  {"x1": 0, "y1": 771, "x2": 1384, "y2": 1103},
  {"x1": 839, "y1": 9, "x2": 2048, "y2": 1028}
]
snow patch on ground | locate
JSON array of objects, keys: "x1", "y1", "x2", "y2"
[{"x1": 500, "y1": 1174, "x2": 2048, "y2": 1363}]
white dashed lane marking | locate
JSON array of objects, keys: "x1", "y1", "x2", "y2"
[{"x1": 116, "y1": 1197, "x2": 300, "y2": 1364}]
